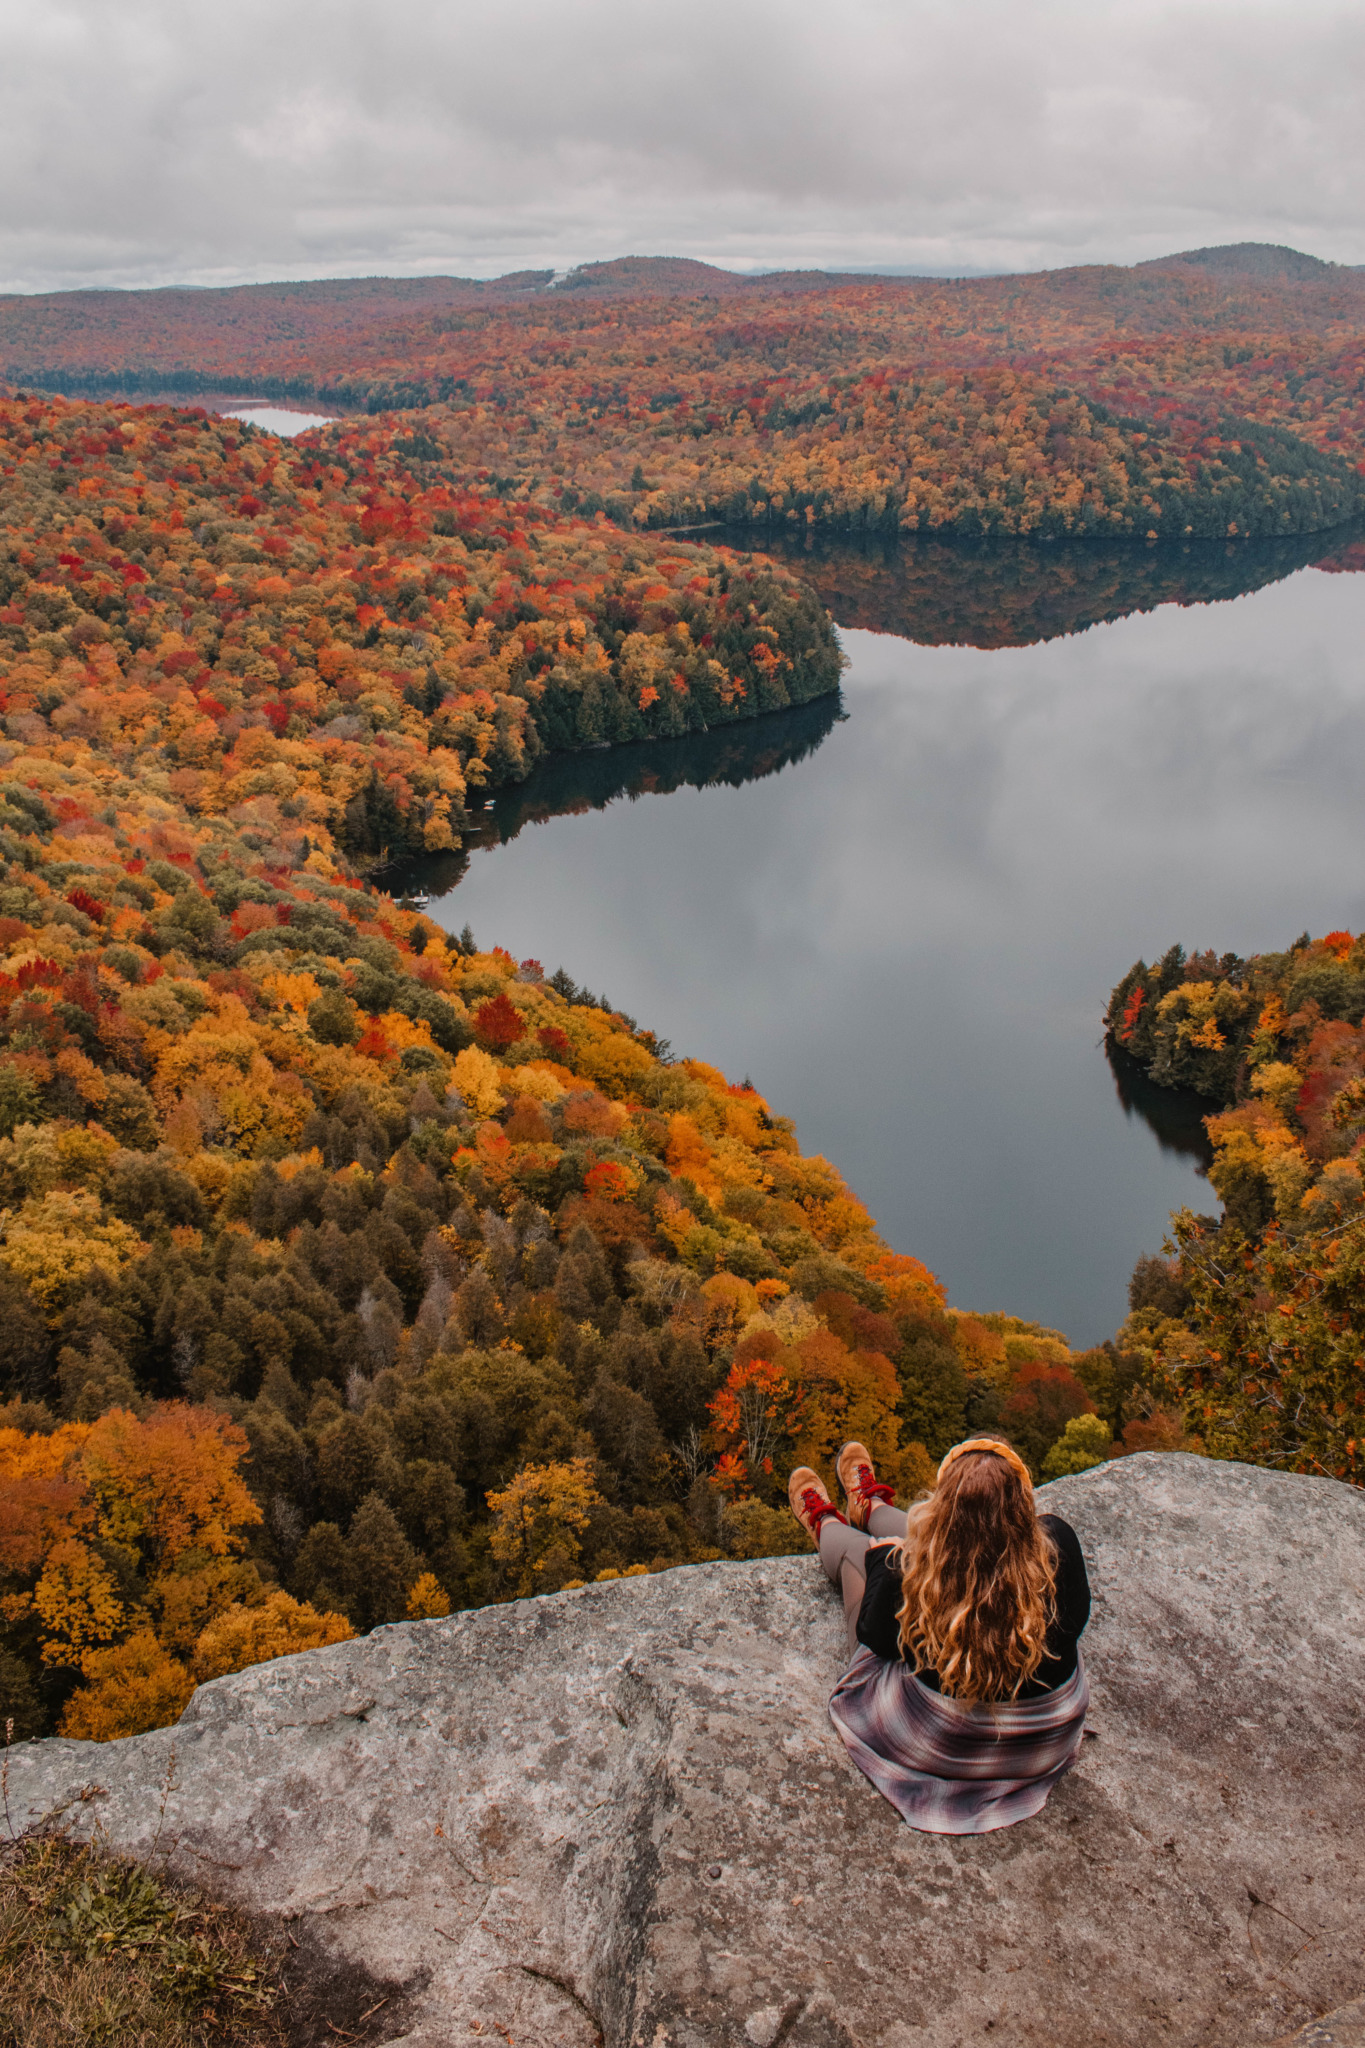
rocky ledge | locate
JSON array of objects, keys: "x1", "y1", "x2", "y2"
[{"x1": 5, "y1": 1454, "x2": 1364, "y2": 2048}]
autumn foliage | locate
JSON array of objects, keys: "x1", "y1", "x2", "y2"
[
  {"x1": 0, "y1": 390, "x2": 842, "y2": 873},
  {"x1": 0, "y1": 389, "x2": 1046, "y2": 1745},
  {"x1": 1108, "y1": 929, "x2": 1365, "y2": 1484},
  {"x1": 0, "y1": 1404, "x2": 351, "y2": 1738},
  {"x1": 7, "y1": 256, "x2": 1365, "y2": 540},
  {"x1": 7, "y1": 264, "x2": 1308, "y2": 1742}
]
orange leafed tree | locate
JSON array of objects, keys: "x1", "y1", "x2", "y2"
[
  {"x1": 708, "y1": 1312, "x2": 912, "y2": 1502},
  {"x1": 192, "y1": 1590, "x2": 355, "y2": 1684},
  {"x1": 709, "y1": 1348, "x2": 796, "y2": 1485},
  {"x1": 79, "y1": 1405, "x2": 262, "y2": 1572},
  {"x1": 59, "y1": 1630, "x2": 196, "y2": 1743},
  {"x1": 1, "y1": 1406, "x2": 267, "y2": 1736},
  {"x1": 0, "y1": 1423, "x2": 94, "y2": 1578}
]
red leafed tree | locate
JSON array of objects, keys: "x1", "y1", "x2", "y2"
[
  {"x1": 355, "y1": 1019, "x2": 397, "y2": 1063},
  {"x1": 1120, "y1": 985, "x2": 1145, "y2": 1040},
  {"x1": 1001, "y1": 1362, "x2": 1095, "y2": 1473},
  {"x1": 709, "y1": 1349, "x2": 795, "y2": 1487},
  {"x1": 474, "y1": 992, "x2": 526, "y2": 1050}
]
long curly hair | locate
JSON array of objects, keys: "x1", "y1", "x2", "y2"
[{"x1": 894, "y1": 1439, "x2": 1057, "y2": 1702}]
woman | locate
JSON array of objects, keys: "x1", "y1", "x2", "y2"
[{"x1": 788, "y1": 1437, "x2": 1091, "y2": 1834}]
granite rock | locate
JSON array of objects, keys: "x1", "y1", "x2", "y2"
[{"x1": 4, "y1": 1453, "x2": 1364, "y2": 2048}]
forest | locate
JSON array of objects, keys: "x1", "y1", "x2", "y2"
[
  {"x1": 4, "y1": 246, "x2": 1364, "y2": 1747},
  {"x1": 1106, "y1": 930, "x2": 1365, "y2": 1488},
  {"x1": 0, "y1": 387, "x2": 1171, "y2": 1749},
  {"x1": 5, "y1": 254, "x2": 1365, "y2": 542},
  {"x1": 0, "y1": 392, "x2": 842, "y2": 842}
]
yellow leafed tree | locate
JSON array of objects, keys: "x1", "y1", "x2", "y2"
[
  {"x1": 487, "y1": 1457, "x2": 604, "y2": 1597},
  {"x1": 452, "y1": 1045, "x2": 505, "y2": 1117},
  {"x1": 192, "y1": 1591, "x2": 355, "y2": 1683},
  {"x1": 406, "y1": 1571, "x2": 452, "y2": 1621},
  {"x1": 32, "y1": 1536, "x2": 127, "y2": 1667},
  {"x1": 0, "y1": 1189, "x2": 144, "y2": 1311},
  {"x1": 59, "y1": 1630, "x2": 196, "y2": 1743}
]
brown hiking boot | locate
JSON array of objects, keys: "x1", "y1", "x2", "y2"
[
  {"x1": 787, "y1": 1467, "x2": 846, "y2": 1543},
  {"x1": 836, "y1": 1441, "x2": 896, "y2": 1531}
]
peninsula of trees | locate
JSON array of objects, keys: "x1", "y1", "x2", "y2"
[{"x1": 1107, "y1": 930, "x2": 1365, "y2": 1488}]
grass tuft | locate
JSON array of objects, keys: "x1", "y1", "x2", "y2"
[{"x1": 0, "y1": 1833, "x2": 287, "y2": 2048}]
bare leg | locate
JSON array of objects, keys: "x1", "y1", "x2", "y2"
[
  {"x1": 835, "y1": 1561, "x2": 867, "y2": 1653},
  {"x1": 818, "y1": 1519, "x2": 873, "y2": 1654}
]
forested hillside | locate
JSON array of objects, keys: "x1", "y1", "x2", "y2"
[
  {"x1": 0, "y1": 388, "x2": 1164, "y2": 1748},
  {"x1": 6, "y1": 254, "x2": 1365, "y2": 541},
  {"x1": 0, "y1": 391, "x2": 841, "y2": 840},
  {"x1": 1106, "y1": 931, "x2": 1365, "y2": 1487}
]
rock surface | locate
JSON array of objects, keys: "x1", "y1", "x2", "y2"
[{"x1": 5, "y1": 1453, "x2": 1364, "y2": 2048}]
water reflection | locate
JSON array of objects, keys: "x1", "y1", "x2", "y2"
[
  {"x1": 222, "y1": 404, "x2": 338, "y2": 438},
  {"x1": 746, "y1": 523, "x2": 1365, "y2": 649},
  {"x1": 398, "y1": 525, "x2": 1365, "y2": 906},
  {"x1": 398, "y1": 691, "x2": 846, "y2": 899},
  {"x1": 26, "y1": 385, "x2": 341, "y2": 439},
  {"x1": 1104, "y1": 1042, "x2": 1215, "y2": 1173}
]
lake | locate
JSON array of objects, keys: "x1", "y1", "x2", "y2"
[
  {"x1": 416, "y1": 527, "x2": 1365, "y2": 1348},
  {"x1": 221, "y1": 402, "x2": 338, "y2": 436},
  {"x1": 34, "y1": 390, "x2": 341, "y2": 437}
]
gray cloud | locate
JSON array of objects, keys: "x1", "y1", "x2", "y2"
[{"x1": 1, "y1": 0, "x2": 1362, "y2": 290}]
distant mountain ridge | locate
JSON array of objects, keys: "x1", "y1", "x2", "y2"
[
  {"x1": 550, "y1": 255, "x2": 743, "y2": 292},
  {"x1": 1140, "y1": 241, "x2": 1358, "y2": 282},
  {"x1": 552, "y1": 245, "x2": 1365, "y2": 291},
  {"x1": 5, "y1": 240, "x2": 1364, "y2": 401},
  {"x1": 4, "y1": 243, "x2": 1362, "y2": 323}
]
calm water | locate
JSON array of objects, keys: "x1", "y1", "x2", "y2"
[
  {"x1": 221, "y1": 403, "x2": 338, "y2": 436},
  {"x1": 420, "y1": 531, "x2": 1365, "y2": 1347}
]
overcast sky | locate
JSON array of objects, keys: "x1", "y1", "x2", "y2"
[{"x1": 2, "y1": 0, "x2": 1362, "y2": 293}]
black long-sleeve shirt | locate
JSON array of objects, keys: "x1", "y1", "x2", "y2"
[{"x1": 855, "y1": 1513, "x2": 1091, "y2": 1700}]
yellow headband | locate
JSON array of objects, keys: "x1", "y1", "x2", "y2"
[{"x1": 936, "y1": 1437, "x2": 1033, "y2": 1493}]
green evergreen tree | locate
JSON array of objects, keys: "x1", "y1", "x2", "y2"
[
  {"x1": 344, "y1": 1494, "x2": 422, "y2": 1630},
  {"x1": 895, "y1": 1327, "x2": 969, "y2": 1456},
  {"x1": 0, "y1": 1646, "x2": 46, "y2": 1742}
]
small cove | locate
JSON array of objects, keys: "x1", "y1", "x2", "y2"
[{"x1": 412, "y1": 528, "x2": 1365, "y2": 1345}]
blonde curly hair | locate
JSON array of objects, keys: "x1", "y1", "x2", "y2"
[{"x1": 893, "y1": 1437, "x2": 1057, "y2": 1702}]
